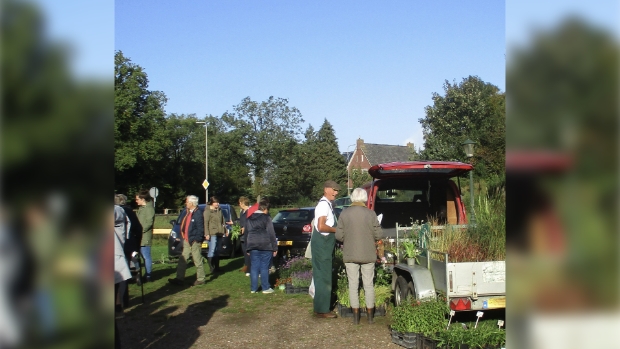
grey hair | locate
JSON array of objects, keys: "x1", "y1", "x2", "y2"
[
  {"x1": 187, "y1": 195, "x2": 199, "y2": 206},
  {"x1": 114, "y1": 194, "x2": 127, "y2": 205},
  {"x1": 350, "y1": 188, "x2": 368, "y2": 203}
]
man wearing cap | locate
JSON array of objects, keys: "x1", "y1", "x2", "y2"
[{"x1": 311, "y1": 180, "x2": 341, "y2": 318}]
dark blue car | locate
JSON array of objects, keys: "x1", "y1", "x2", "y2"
[{"x1": 167, "y1": 203, "x2": 240, "y2": 258}]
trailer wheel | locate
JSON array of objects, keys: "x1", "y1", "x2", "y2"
[{"x1": 395, "y1": 276, "x2": 415, "y2": 306}]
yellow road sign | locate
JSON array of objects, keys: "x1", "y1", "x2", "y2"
[{"x1": 202, "y1": 179, "x2": 209, "y2": 190}]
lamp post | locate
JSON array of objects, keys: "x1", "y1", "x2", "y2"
[
  {"x1": 346, "y1": 144, "x2": 356, "y2": 196},
  {"x1": 196, "y1": 121, "x2": 208, "y2": 202},
  {"x1": 462, "y1": 139, "x2": 476, "y2": 225}
]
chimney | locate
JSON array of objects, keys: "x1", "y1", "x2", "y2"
[
  {"x1": 406, "y1": 142, "x2": 413, "y2": 148},
  {"x1": 357, "y1": 138, "x2": 364, "y2": 148}
]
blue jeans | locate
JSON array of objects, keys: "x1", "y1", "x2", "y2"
[
  {"x1": 140, "y1": 246, "x2": 152, "y2": 275},
  {"x1": 207, "y1": 235, "x2": 218, "y2": 258},
  {"x1": 250, "y1": 250, "x2": 272, "y2": 292}
]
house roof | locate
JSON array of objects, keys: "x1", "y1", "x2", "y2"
[{"x1": 362, "y1": 143, "x2": 412, "y2": 166}]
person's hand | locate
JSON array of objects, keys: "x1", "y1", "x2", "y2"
[
  {"x1": 226, "y1": 221, "x2": 233, "y2": 225},
  {"x1": 206, "y1": 235, "x2": 210, "y2": 240},
  {"x1": 272, "y1": 251, "x2": 277, "y2": 257},
  {"x1": 175, "y1": 238, "x2": 181, "y2": 242}
]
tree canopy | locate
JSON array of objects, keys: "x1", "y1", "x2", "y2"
[{"x1": 419, "y1": 76, "x2": 505, "y2": 181}]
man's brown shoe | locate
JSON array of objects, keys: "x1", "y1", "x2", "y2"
[
  {"x1": 193, "y1": 280, "x2": 205, "y2": 286},
  {"x1": 240, "y1": 265, "x2": 248, "y2": 273},
  {"x1": 314, "y1": 312, "x2": 337, "y2": 318}
]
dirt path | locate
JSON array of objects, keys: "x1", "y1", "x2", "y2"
[{"x1": 118, "y1": 294, "x2": 403, "y2": 349}]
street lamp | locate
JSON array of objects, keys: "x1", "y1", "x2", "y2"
[
  {"x1": 346, "y1": 144, "x2": 356, "y2": 196},
  {"x1": 196, "y1": 121, "x2": 208, "y2": 202},
  {"x1": 462, "y1": 139, "x2": 476, "y2": 225}
]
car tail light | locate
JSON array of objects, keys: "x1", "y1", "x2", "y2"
[
  {"x1": 450, "y1": 298, "x2": 471, "y2": 311},
  {"x1": 302, "y1": 224, "x2": 312, "y2": 233}
]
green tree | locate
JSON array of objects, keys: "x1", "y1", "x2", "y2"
[
  {"x1": 222, "y1": 96, "x2": 304, "y2": 198},
  {"x1": 419, "y1": 76, "x2": 505, "y2": 180},
  {"x1": 114, "y1": 50, "x2": 169, "y2": 194},
  {"x1": 350, "y1": 166, "x2": 373, "y2": 190},
  {"x1": 307, "y1": 119, "x2": 347, "y2": 199}
]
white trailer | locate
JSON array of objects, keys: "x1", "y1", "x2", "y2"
[{"x1": 390, "y1": 224, "x2": 506, "y2": 311}]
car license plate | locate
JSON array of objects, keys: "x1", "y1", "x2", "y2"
[
  {"x1": 277, "y1": 241, "x2": 293, "y2": 246},
  {"x1": 201, "y1": 242, "x2": 208, "y2": 248},
  {"x1": 487, "y1": 297, "x2": 505, "y2": 308}
]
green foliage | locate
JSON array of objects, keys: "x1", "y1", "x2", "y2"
[
  {"x1": 437, "y1": 320, "x2": 506, "y2": 349},
  {"x1": 391, "y1": 297, "x2": 449, "y2": 337},
  {"x1": 277, "y1": 256, "x2": 312, "y2": 280},
  {"x1": 229, "y1": 223, "x2": 242, "y2": 240},
  {"x1": 350, "y1": 166, "x2": 373, "y2": 189},
  {"x1": 222, "y1": 96, "x2": 304, "y2": 199},
  {"x1": 419, "y1": 76, "x2": 505, "y2": 182}
]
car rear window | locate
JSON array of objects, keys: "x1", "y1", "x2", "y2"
[{"x1": 273, "y1": 210, "x2": 312, "y2": 223}]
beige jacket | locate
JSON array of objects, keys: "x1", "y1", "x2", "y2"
[{"x1": 335, "y1": 202, "x2": 383, "y2": 263}]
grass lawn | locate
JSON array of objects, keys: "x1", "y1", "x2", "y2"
[{"x1": 127, "y1": 238, "x2": 313, "y2": 315}]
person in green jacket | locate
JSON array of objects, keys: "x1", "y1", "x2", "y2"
[{"x1": 136, "y1": 189, "x2": 155, "y2": 282}]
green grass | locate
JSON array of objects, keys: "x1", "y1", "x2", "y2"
[{"x1": 127, "y1": 239, "x2": 313, "y2": 315}]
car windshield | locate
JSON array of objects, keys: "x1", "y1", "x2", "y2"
[{"x1": 272, "y1": 210, "x2": 312, "y2": 223}]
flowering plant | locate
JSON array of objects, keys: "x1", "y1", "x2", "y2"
[
  {"x1": 278, "y1": 256, "x2": 312, "y2": 279},
  {"x1": 291, "y1": 270, "x2": 312, "y2": 287},
  {"x1": 274, "y1": 277, "x2": 292, "y2": 287}
]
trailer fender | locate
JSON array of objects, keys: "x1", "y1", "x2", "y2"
[{"x1": 394, "y1": 264, "x2": 436, "y2": 300}]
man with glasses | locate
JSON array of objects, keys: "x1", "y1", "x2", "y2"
[{"x1": 311, "y1": 180, "x2": 341, "y2": 318}]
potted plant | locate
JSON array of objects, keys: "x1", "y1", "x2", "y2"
[
  {"x1": 400, "y1": 238, "x2": 418, "y2": 266},
  {"x1": 390, "y1": 297, "x2": 448, "y2": 348},
  {"x1": 436, "y1": 320, "x2": 506, "y2": 349}
]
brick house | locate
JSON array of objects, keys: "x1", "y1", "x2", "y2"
[{"x1": 344, "y1": 138, "x2": 414, "y2": 192}]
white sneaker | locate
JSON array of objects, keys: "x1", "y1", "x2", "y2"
[
  {"x1": 245, "y1": 273, "x2": 250, "y2": 277},
  {"x1": 251, "y1": 290, "x2": 256, "y2": 294},
  {"x1": 262, "y1": 288, "x2": 274, "y2": 294}
]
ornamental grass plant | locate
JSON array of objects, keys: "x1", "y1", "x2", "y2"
[{"x1": 427, "y1": 195, "x2": 505, "y2": 262}]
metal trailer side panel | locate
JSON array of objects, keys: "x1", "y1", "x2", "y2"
[
  {"x1": 429, "y1": 258, "x2": 447, "y2": 294},
  {"x1": 446, "y1": 261, "x2": 505, "y2": 297}
]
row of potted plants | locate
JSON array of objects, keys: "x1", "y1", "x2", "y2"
[{"x1": 390, "y1": 297, "x2": 505, "y2": 349}]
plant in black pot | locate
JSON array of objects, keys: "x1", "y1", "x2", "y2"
[{"x1": 391, "y1": 296, "x2": 448, "y2": 348}]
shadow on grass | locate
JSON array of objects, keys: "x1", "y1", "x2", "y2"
[
  {"x1": 120, "y1": 295, "x2": 229, "y2": 349},
  {"x1": 207, "y1": 256, "x2": 244, "y2": 282}
]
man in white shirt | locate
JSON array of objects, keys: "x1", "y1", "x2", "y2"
[{"x1": 311, "y1": 180, "x2": 341, "y2": 318}]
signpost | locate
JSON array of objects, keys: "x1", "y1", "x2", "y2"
[{"x1": 149, "y1": 187, "x2": 159, "y2": 209}]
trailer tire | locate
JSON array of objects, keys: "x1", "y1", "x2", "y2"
[{"x1": 395, "y1": 275, "x2": 415, "y2": 306}]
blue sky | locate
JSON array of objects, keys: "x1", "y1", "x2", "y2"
[{"x1": 114, "y1": 1, "x2": 505, "y2": 153}]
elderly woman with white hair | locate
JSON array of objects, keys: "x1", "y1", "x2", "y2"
[{"x1": 335, "y1": 188, "x2": 383, "y2": 325}]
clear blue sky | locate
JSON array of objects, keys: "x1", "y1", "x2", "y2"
[{"x1": 114, "y1": 1, "x2": 505, "y2": 153}]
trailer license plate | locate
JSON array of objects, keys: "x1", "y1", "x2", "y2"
[
  {"x1": 487, "y1": 297, "x2": 505, "y2": 308},
  {"x1": 201, "y1": 242, "x2": 208, "y2": 248},
  {"x1": 277, "y1": 241, "x2": 293, "y2": 246}
]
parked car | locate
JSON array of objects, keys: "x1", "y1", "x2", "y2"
[
  {"x1": 273, "y1": 206, "x2": 342, "y2": 261},
  {"x1": 168, "y1": 203, "x2": 240, "y2": 259},
  {"x1": 334, "y1": 196, "x2": 351, "y2": 209}
]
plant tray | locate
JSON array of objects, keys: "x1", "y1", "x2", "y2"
[
  {"x1": 391, "y1": 330, "x2": 437, "y2": 349},
  {"x1": 284, "y1": 283, "x2": 309, "y2": 294},
  {"x1": 337, "y1": 303, "x2": 387, "y2": 317}
]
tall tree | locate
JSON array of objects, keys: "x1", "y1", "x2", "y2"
[
  {"x1": 308, "y1": 119, "x2": 347, "y2": 199},
  {"x1": 114, "y1": 51, "x2": 169, "y2": 193},
  {"x1": 419, "y1": 76, "x2": 505, "y2": 180},
  {"x1": 222, "y1": 96, "x2": 304, "y2": 198}
]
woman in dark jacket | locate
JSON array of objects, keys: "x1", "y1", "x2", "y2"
[{"x1": 245, "y1": 198, "x2": 277, "y2": 293}]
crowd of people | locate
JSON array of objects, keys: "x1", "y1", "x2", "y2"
[{"x1": 113, "y1": 180, "x2": 383, "y2": 328}]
